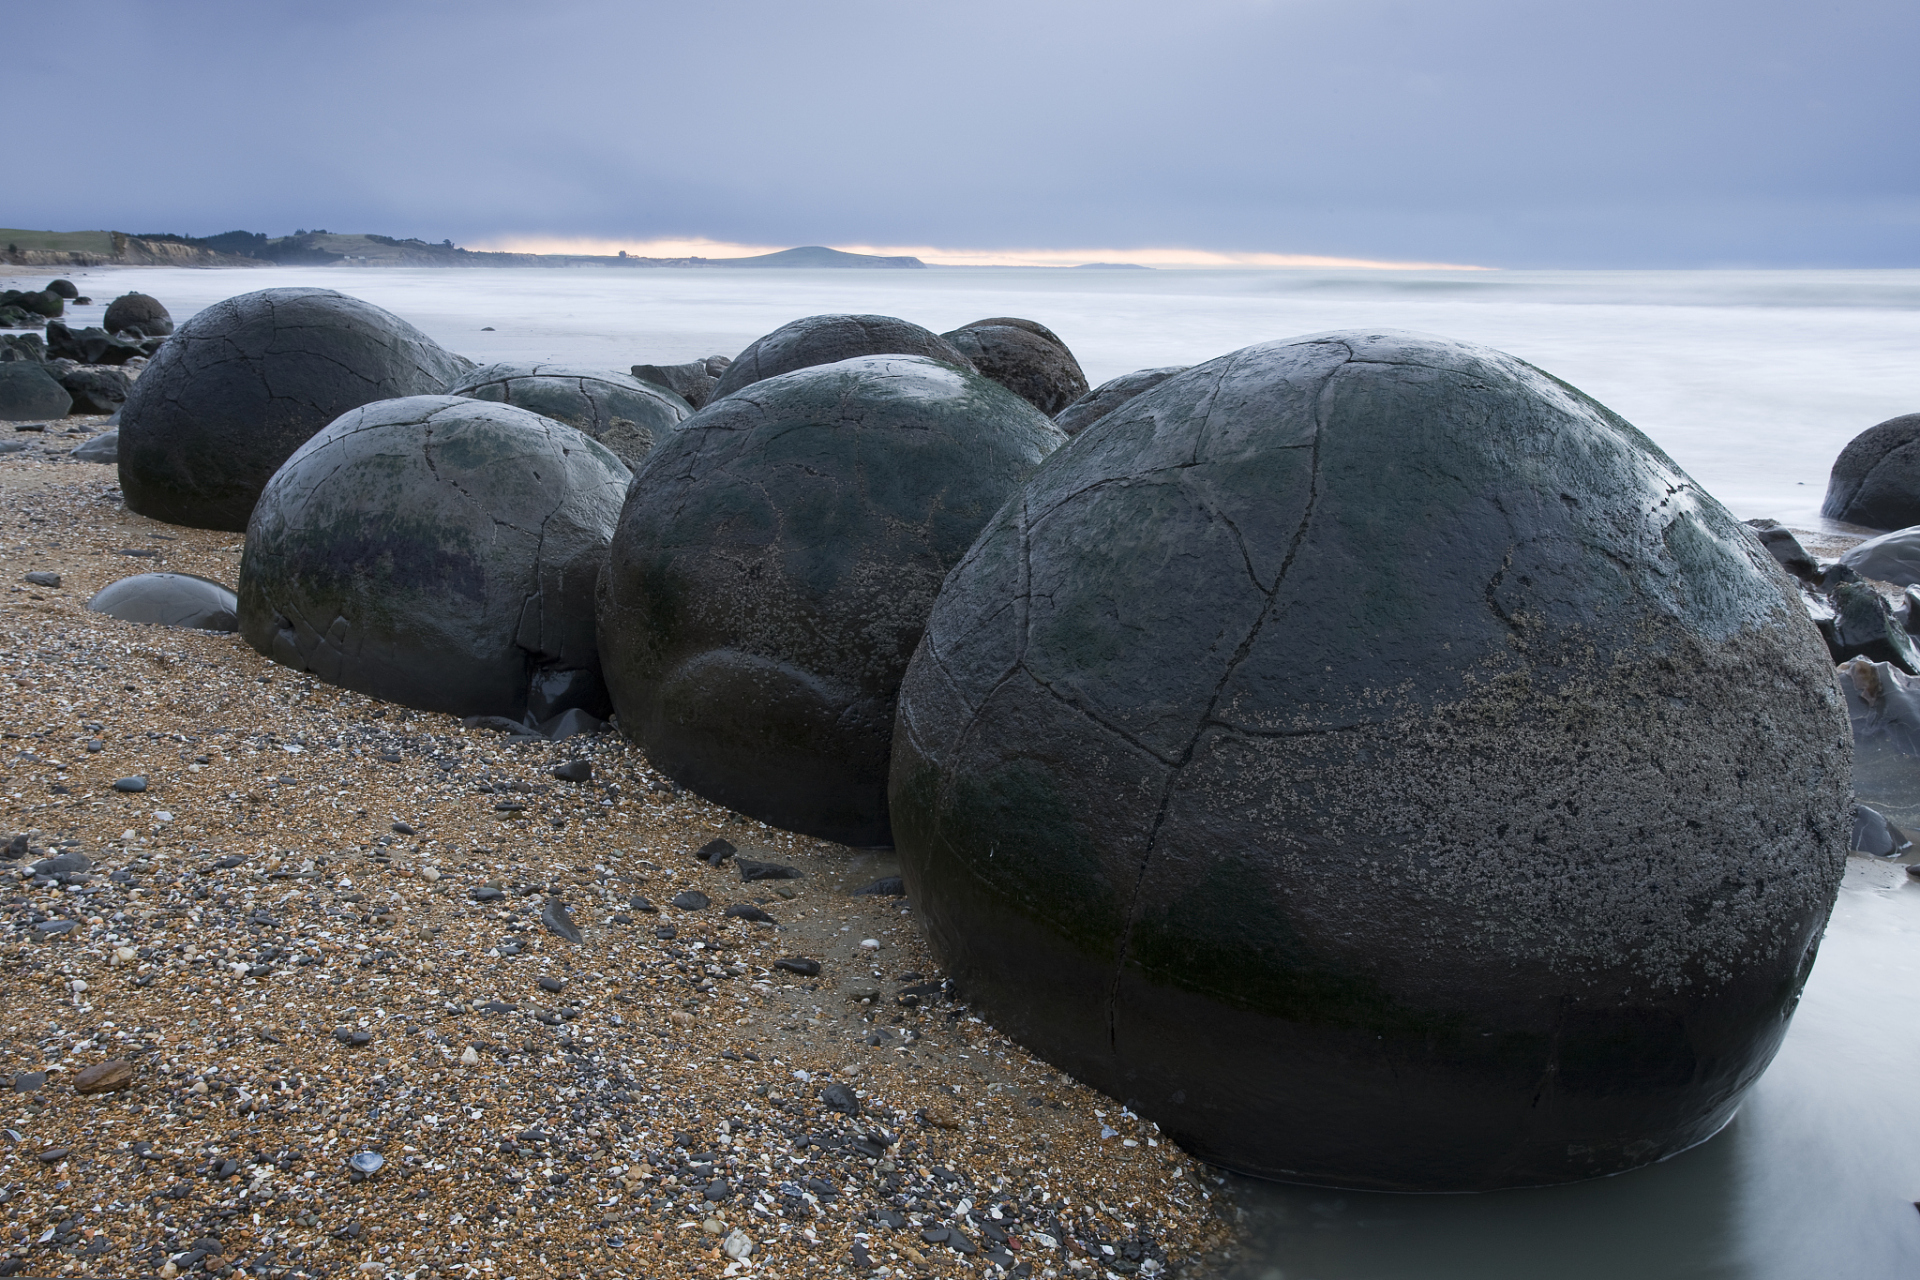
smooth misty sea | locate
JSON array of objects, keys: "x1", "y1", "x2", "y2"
[{"x1": 16, "y1": 263, "x2": 1920, "y2": 1277}]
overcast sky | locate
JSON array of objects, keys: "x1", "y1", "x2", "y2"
[{"x1": 7, "y1": 0, "x2": 1915, "y2": 268}]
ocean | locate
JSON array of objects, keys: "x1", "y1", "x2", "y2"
[{"x1": 11, "y1": 262, "x2": 1920, "y2": 1277}]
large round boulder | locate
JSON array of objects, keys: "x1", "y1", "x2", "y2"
[
  {"x1": 599, "y1": 355, "x2": 1066, "y2": 846},
  {"x1": 103, "y1": 292, "x2": 172, "y2": 337},
  {"x1": 238, "y1": 396, "x2": 630, "y2": 721},
  {"x1": 119, "y1": 288, "x2": 473, "y2": 531},
  {"x1": 449, "y1": 363, "x2": 689, "y2": 468},
  {"x1": 1822, "y1": 413, "x2": 1920, "y2": 530},
  {"x1": 1053, "y1": 366, "x2": 1190, "y2": 436},
  {"x1": 706, "y1": 314, "x2": 974, "y2": 402},
  {"x1": 940, "y1": 318, "x2": 1089, "y2": 416},
  {"x1": 890, "y1": 329, "x2": 1850, "y2": 1191}
]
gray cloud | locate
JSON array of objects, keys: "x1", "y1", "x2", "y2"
[{"x1": 8, "y1": 0, "x2": 1915, "y2": 266}]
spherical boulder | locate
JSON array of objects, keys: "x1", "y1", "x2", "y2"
[
  {"x1": 1053, "y1": 366, "x2": 1190, "y2": 436},
  {"x1": 118, "y1": 288, "x2": 474, "y2": 531},
  {"x1": 940, "y1": 318, "x2": 1089, "y2": 416},
  {"x1": 449, "y1": 363, "x2": 689, "y2": 468},
  {"x1": 103, "y1": 292, "x2": 172, "y2": 337},
  {"x1": 890, "y1": 329, "x2": 1850, "y2": 1191},
  {"x1": 238, "y1": 396, "x2": 630, "y2": 721},
  {"x1": 45, "y1": 280, "x2": 78, "y2": 300},
  {"x1": 599, "y1": 354, "x2": 1066, "y2": 846},
  {"x1": 1822, "y1": 413, "x2": 1920, "y2": 530},
  {"x1": 707, "y1": 314, "x2": 975, "y2": 402}
]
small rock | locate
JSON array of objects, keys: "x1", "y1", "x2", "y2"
[
  {"x1": 88, "y1": 572, "x2": 239, "y2": 631},
  {"x1": 722, "y1": 1228, "x2": 755, "y2": 1261},
  {"x1": 391, "y1": 821, "x2": 416, "y2": 835},
  {"x1": 333, "y1": 1028, "x2": 372, "y2": 1046},
  {"x1": 704, "y1": 1177, "x2": 733, "y2": 1201},
  {"x1": 695, "y1": 837, "x2": 737, "y2": 866},
  {"x1": 860, "y1": 938, "x2": 881, "y2": 949},
  {"x1": 112, "y1": 776, "x2": 147, "y2": 793},
  {"x1": 550, "y1": 759, "x2": 592, "y2": 783},
  {"x1": 723, "y1": 903, "x2": 775, "y2": 923},
  {"x1": 470, "y1": 886, "x2": 506, "y2": 902},
  {"x1": 22, "y1": 571, "x2": 59, "y2": 588},
  {"x1": 10, "y1": 1072, "x2": 46, "y2": 1094},
  {"x1": 537, "y1": 975, "x2": 567, "y2": 993},
  {"x1": 776, "y1": 957, "x2": 822, "y2": 977},
  {"x1": 850, "y1": 876, "x2": 905, "y2": 896},
  {"x1": 671, "y1": 890, "x2": 711, "y2": 911},
  {"x1": 36, "y1": 1146, "x2": 69, "y2": 1163},
  {"x1": 460, "y1": 1046, "x2": 479, "y2": 1066},
  {"x1": 923, "y1": 1102, "x2": 960, "y2": 1129},
  {"x1": 541, "y1": 897, "x2": 583, "y2": 943},
  {"x1": 654, "y1": 924, "x2": 678, "y2": 940},
  {"x1": 629, "y1": 895, "x2": 657, "y2": 913},
  {"x1": 738, "y1": 858, "x2": 801, "y2": 881},
  {"x1": 70, "y1": 428, "x2": 117, "y2": 463},
  {"x1": 72, "y1": 1059, "x2": 133, "y2": 1094},
  {"x1": 347, "y1": 1151, "x2": 385, "y2": 1176}
]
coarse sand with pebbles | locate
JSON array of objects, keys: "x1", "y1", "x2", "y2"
[{"x1": 0, "y1": 432, "x2": 1237, "y2": 1280}]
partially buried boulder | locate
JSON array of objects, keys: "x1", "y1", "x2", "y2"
[
  {"x1": 1822, "y1": 413, "x2": 1920, "y2": 530},
  {"x1": 118, "y1": 288, "x2": 474, "y2": 530},
  {"x1": 940, "y1": 318, "x2": 1089, "y2": 416},
  {"x1": 239, "y1": 396, "x2": 630, "y2": 722},
  {"x1": 48, "y1": 363, "x2": 132, "y2": 415},
  {"x1": 103, "y1": 292, "x2": 172, "y2": 337},
  {"x1": 70, "y1": 429, "x2": 117, "y2": 463},
  {"x1": 1839, "y1": 524, "x2": 1920, "y2": 586},
  {"x1": 0, "y1": 363, "x2": 70, "y2": 421},
  {"x1": 598, "y1": 354, "x2": 1065, "y2": 846},
  {"x1": 889, "y1": 330, "x2": 1850, "y2": 1191},
  {"x1": 1053, "y1": 366, "x2": 1189, "y2": 436},
  {"x1": 448, "y1": 363, "x2": 688, "y2": 468},
  {"x1": 87, "y1": 573, "x2": 238, "y2": 631},
  {"x1": 706, "y1": 315, "x2": 974, "y2": 402},
  {"x1": 630, "y1": 355, "x2": 732, "y2": 411}
]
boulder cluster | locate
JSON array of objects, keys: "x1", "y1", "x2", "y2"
[
  {"x1": 68, "y1": 287, "x2": 1862, "y2": 1193},
  {"x1": 0, "y1": 286, "x2": 174, "y2": 424}
]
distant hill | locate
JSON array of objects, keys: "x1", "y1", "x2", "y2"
[
  {"x1": 1072, "y1": 261, "x2": 1152, "y2": 269},
  {"x1": 706, "y1": 245, "x2": 925, "y2": 269}
]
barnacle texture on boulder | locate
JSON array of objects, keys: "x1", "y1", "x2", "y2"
[
  {"x1": 238, "y1": 396, "x2": 630, "y2": 721},
  {"x1": 941, "y1": 318, "x2": 1090, "y2": 416},
  {"x1": 599, "y1": 355, "x2": 1065, "y2": 846},
  {"x1": 449, "y1": 363, "x2": 689, "y2": 468},
  {"x1": 1053, "y1": 366, "x2": 1190, "y2": 437},
  {"x1": 706, "y1": 314, "x2": 975, "y2": 402},
  {"x1": 890, "y1": 330, "x2": 1851, "y2": 1191},
  {"x1": 118, "y1": 288, "x2": 474, "y2": 531},
  {"x1": 1822, "y1": 413, "x2": 1920, "y2": 531}
]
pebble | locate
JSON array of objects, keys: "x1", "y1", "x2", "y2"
[
  {"x1": 23, "y1": 571, "x2": 60, "y2": 588},
  {"x1": 775, "y1": 956, "x2": 822, "y2": 976},
  {"x1": 10, "y1": 1072, "x2": 46, "y2": 1094},
  {"x1": 537, "y1": 974, "x2": 567, "y2": 993},
  {"x1": 723, "y1": 903, "x2": 775, "y2": 923},
  {"x1": 111, "y1": 775, "x2": 147, "y2": 792},
  {"x1": 550, "y1": 759, "x2": 592, "y2": 782},
  {"x1": 72, "y1": 1059, "x2": 133, "y2": 1094},
  {"x1": 722, "y1": 1227, "x2": 754, "y2": 1260},
  {"x1": 671, "y1": 889, "x2": 711, "y2": 911},
  {"x1": 852, "y1": 875, "x2": 907, "y2": 896},
  {"x1": 541, "y1": 896, "x2": 584, "y2": 943},
  {"x1": 737, "y1": 857, "x2": 801, "y2": 881},
  {"x1": 391, "y1": 820, "x2": 416, "y2": 835},
  {"x1": 695, "y1": 837, "x2": 736, "y2": 865}
]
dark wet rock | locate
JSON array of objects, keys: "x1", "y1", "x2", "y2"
[
  {"x1": 87, "y1": 573, "x2": 238, "y2": 631},
  {"x1": 537, "y1": 975, "x2": 566, "y2": 993},
  {"x1": 45, "y1": 323, "x2": 147, "y2": 366},
  {"x1": 333, "y1": 1028, "x2": 371, "y2": 1046},
  {"x1": 598, "y1": 354, "x2": 1064, "y2": 845},
  {"x1": 470, "y1": 886, "x2": 506, "y2": 902},
  {"x1": 11, "y1": 1072, "x2": 46, "y2": 1093},
  {"x1": 70, "y1": 428, "x2": 117, "y2": 463},
  {"x1": 819, "y1": 1082, "x2": 861, "y2": 1114},
  {"x1": 449, "y1": 363, "x2": 689, "y2": 469},
  {"x1": 724, "y1": 903, "x2": 775, "y2": 923},
  {"x1": 111, "y1": 776, "x2": 147, "y2": 793},
  {"x1": 50, "y1": 363, "x2": 132, "y2": 415},
  {"x1": 630, "y1": 357, "x2": 730, "y2": 411},
  {"x1": 45, "y1": 280, "x2": 77, "y2": 300},
  {"x1": 1850, "y1": 803, "x2": 1911, "y2": 856},
  {"x1": 541, "y1": 898, "x2": 583, "y2": 943},
  {"x1": 1823, "y1": 413, "x2": 1920, "y2": 530},
  {"x1": 119, "y1": 288, "x2": 474, "y2": 531},
  {"x1": 0, "y1": 333, "x2": 45, "y2": 363},
  {"x1": 550, "y1": 759, "x2": 592, "y2": 782},
  {"x1": 1744, "y1": 518, "x2": 1820, "y2": 583},
  {"x1": 940, "y1": 319, "x2": 1089, "y2": 416},
  {"x1": 104, "y1": 292, "x2": 172, "y2": 337},
  {"x1": 706, "y1": 314, "x2": 975, "y2": 402},
  {"x1": 629, "y1": 895, "x2": 657, "y2": 913},
  {"x1": 670, "y1": 890, "x2": 711, "y2": 911},
  {"x1": 851, "y1": 876, "x2": 906, "y2": 897},
  {"x1": 1837, "y1": 656, "x2": 1920, "y2": 756},
  {"x1": 23, "y1": 571, "x2": 59, "y2": 588},
  {"x1": 3, "y1": 288, "x2": 62, "y2": 318},
  {"x1": 1839, "y1": 525, "x2": 1920, "y2": 586},
  {"x1": 1818, "y1": 581, "x2": 1920, "y2": 672},
  {"x1": 889, "y1": 329, "x2": 1852, "y2": 1191},
  {"x1": 774, "y1": 957, "x2": 820, "y2": 977},
  {"x1": 654, "y1": 924, "x2": 678, "y2": 940},
  {"x1": 238, "y1": 396, "x2": 628, "y2": 720},
  {"x1": 738, "y1": 858, "x2": 801, "y2": 881},
  {"x1": 0, "y1": 363, "x2": 70, "y2": 422},
  {"x1": 695, "y1": 838, "x2": 737, "y2": 866}
]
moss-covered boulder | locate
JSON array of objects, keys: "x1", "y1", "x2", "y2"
[
  {"x1": 449, "y1": 363, "x2": 689, "y2": 469},
  {"x1": 119, "y1": 288, "x2": 473, "y2": 531},
  {"x1": 707, "y1": 314, "x2": 974, "y2": 402},
  {"x1": 941, "y1": 318, "x2": 1089, "y2": 416},
  {"x1": 599, "y1": 355, "x2": 1065, "y2": 845},
  {"x1": 890, "y1": 330, "x2": 1850, "y2": 1191},
  {"x1": 238, "y1": 396, "x2": 629, "y2": 720}
]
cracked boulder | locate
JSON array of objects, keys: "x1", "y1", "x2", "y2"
[
  {"x1": 598, "y1": 354, "x2": 1064, "y2": 846},
  {"x1": 889, "y1": 330, "x2": 1850, "y2": 1192},
  {"x1": 118, "y1": 288, "x2": 475, "y2": 531},
  {"x1": 238, "y1": 395, "x2": 630, "y2": 721},
  {"x1": 448, "y1": 363, "x2": 690, "y2": 469},
  {"x1": 940, "y1": 318, "x2": 1090, "y2": 417},
  {"x1": 706, "y1": 314, "x2": 974, "y2": 403},
  {"x1": 1053, "y1": 366, "x2": 1189, "y2": 437},
  {"x1": 1822, "y1": 412, "x2": 1920, "y2": 530}
]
